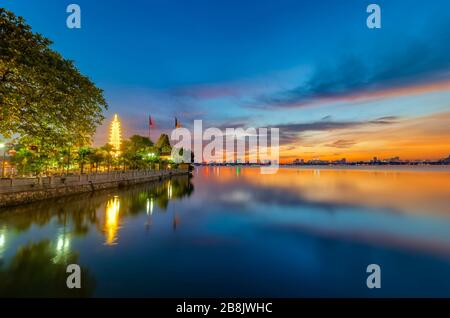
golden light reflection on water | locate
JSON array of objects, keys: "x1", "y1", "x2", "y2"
[
  {"x1": 167, "y1": 180, "x2": 173, "y2": 199},
  {"x1": 0, "y1": 227, "x2": 6, "y2": 259},
  {"x1": 146, "y1": 197, "x2": 154, "y2": 215},
  {"x1": 53, "y1": 231, "x2": 71, "y2": 264},
  {"x1": 104, "y1": 196, "x2": 120, "y2": 245},
  {"x1": 200, "y1": 167, "x2": 450, "y2": 215}
]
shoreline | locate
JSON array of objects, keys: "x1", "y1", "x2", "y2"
[
  {"x1": 196, "y1": 164, "x2": 450, "y2": 172},
  {"x1": 282, "y1": 165, "x2": 450, "y2": 172},
  {"x1": 0, "y1": 169, "x2": 190, "y2": 208}
]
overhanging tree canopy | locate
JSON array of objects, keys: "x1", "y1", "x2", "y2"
[{"x1": 0, "y1": 8, "x2": 107, "y2": 149}]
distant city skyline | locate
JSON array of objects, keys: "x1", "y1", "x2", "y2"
[
  {"x1": 291, "y1": 154, "x2": 450, "y2": 165},
  {"x1": 4, "y1": 0, "x2": 450, "y2": 162}
]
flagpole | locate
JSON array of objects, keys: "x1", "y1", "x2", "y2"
[{"x1": 149, "y1": 115, "x2": 152, "y2": 141}]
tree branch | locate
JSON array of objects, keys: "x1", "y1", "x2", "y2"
[{"x1": 0, "y1": 69, "x2": 12, "y2": 82}]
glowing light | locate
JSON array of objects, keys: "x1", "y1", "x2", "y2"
[
  {"x1": 0, "y1": 143, "x2": 5, "y2": 149},
  {"x1": 167, "y1": 181, "x2": 173, "y2": 199},
  {"x1": 109, "y1": 114, "x2": 122, "y2": 157},
  {"x1": 57, "y1": 237, "x2": 63, "y2": 251},
  {"x1": 53, "y1": 232, "x2": 71, "y2": 264},
  {"x1": 146, "y1": 197, "x2": 154, "y2": 215},
  {"x1": 105, "y1": 196, "x2": 120, "y2": 245},
  {"x1": 0, "y1": 227, "x2": 7, "y2": 258},
  {"x1": 56, "y1": 234, "x2": 70, "y2": 253}
]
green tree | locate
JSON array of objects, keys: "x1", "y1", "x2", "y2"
[
  {"x1": 100, "y1": 144, "x2": 114, "y2": 172},
  {"x1": 87, "y1": 148, "x2": 105, "y2": 173},
  {"x1": 77, "y1": 147, "x2": 93, "y2": 174},
  {"x1": 0, "y1": 9, "x2": 107, "y2": 155},
  {"x1": 121, "y1": 135, "x2": 154, "y2": 169},
  {"x1": 129, "y1": 135, "x2": 153, "y2": 149},
  {"x1": 10, "y1": 146, "x2": 33, "y2": 175}
]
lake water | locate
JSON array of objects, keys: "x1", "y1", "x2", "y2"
[{"x1": 1, "y1": 166, "x2": 450, "y2": 297}]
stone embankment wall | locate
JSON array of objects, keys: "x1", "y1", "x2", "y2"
[{"x1": 0, "y1": 169, "x2": 189, "y2": 208}]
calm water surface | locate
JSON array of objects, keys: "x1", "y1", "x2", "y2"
[{"x1": 1, "y1": 167, "x2": 450, "y2": 297}]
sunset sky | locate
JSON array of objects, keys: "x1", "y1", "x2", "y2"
[{"x1": 4, "y1": 0, "x2": 450, "y2": 162}]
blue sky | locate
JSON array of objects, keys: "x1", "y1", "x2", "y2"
[{"x1": 3, "y1": 0, "x2": 450, "y2": 160}]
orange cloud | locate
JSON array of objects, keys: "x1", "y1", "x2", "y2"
[{"x1": 281, "y1": 110, "x2": 450, "y2": 162}]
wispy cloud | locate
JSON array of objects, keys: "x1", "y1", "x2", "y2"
[
  {"x1": 273, "y1": 118, "x2": 398, "y2": 145},
  {"x1": 325, "y1": 139, "x2": 357, "y2": 149},
  {"x1": 280, "y1": 111, "x2": 450, "y2": 162},
  {"x1": 255, "y1": 21, "x2": 450, "y2": 109}
]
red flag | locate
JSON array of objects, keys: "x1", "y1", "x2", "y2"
[
  {"x1": 175, "y1": 117, "x2": 181, "y2": 128},
  {"x1": 149, "y1": 115, "x2": 154, "y2": 128}
]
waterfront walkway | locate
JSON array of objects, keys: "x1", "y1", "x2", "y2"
[{"x1": 0, "y1": 169, "x2": 189, "y2": 207}]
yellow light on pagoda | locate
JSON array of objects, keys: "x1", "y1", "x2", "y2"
[{"x1": 109, "y1": 114, "x2": 122, "y2": 156}]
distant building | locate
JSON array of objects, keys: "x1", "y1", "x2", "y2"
[
  {"x1": 332, "y1": 158, "x2": 347, "y2": 165},
  {"x1": 371, "y1": 156, "x2": 381, "y2": 164},
  {"x1": 386, "y1": 156, "x2": 402, "y2": 164},
  {"x1": 159, "y1": 151, "x2": 172, "y2": 161},
  {"x1": 109, "y1": 114, "x2": 122, "y2": 157},
  {"x1": 307, "y1": 159, "x2": 330, "y2": 165},
  {"x1": 441, "y1": 155, "x2": 450, "y2": 164},
  {"x1": 293, "y1": 158, "x2": 304, "y2": 165}
]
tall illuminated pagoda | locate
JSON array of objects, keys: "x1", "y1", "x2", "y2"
[{"x1": 109, "y1": 114, "x2": 122, "y2": 157}]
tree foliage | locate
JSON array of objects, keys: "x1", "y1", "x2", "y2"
[
  {"x1": 121, "y1": 135, "x2": 155, "y2": 169},
  {"x1": 0, "y1": 8, "x2": 107, "y2": 149}
]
